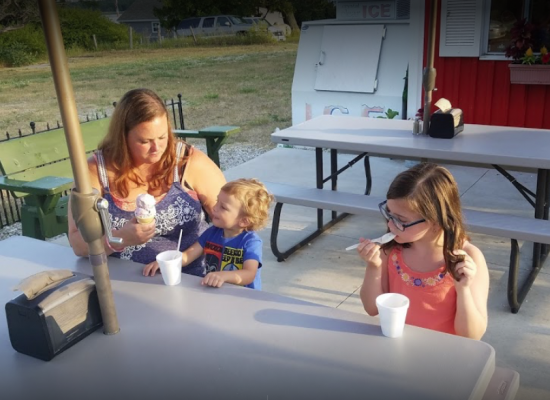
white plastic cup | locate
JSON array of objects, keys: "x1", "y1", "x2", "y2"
[
  {"x1": 376, "y1": 293, "x2": 410, "y2": 338},
  {"x1": 156, "y1": 250, "x2": 182, "y2": 286}
]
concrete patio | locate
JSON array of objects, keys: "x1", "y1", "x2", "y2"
[{"x1": 51, "y1": 146, "x2": 549, "y2": 399}]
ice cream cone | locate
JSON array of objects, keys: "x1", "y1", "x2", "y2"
[
  {"x1": 137, "y1": 216, "x2": 155, "y2": 224},
  {"x1": 135, "y1": 193, "x2": 156, "y2": 224}
]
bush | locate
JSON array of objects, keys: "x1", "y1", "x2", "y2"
[
  {"x1": 0, "y1": 6, "x2": 130, "y2": 66},
  {"x1": 0, "y1": 42, "x2": 37, "y2": 67},
  {"x1": 58, "y1": 7, "x2": 128, "y2": 50},
  {"x1": 0, "y1": 24, "x2": 45, "y2": 66},
  {"x1": 189, "y1": 31, "x2": 275, "y2": 47}
]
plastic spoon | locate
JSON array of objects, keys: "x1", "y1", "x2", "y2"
[{"x1": 345, "y1": 232, "x2": 396, "y2": 251}]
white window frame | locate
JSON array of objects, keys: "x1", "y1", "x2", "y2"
[
  {"x1": 440, "y1": 0, "x2": 545, "y2": 60},
  {"x1": 481, "y1": 0, "x2": 543, "y2": 60},
  {"x1": 479, "y1": 0, "x2": 500, "y2": 60},
  {"x1": 152, "y1": 22, "x2": 160, "y2": 34}
]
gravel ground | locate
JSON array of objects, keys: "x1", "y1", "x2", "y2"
[{"x1": 0, "y1": 143, "x2": 272, "y2": 242}]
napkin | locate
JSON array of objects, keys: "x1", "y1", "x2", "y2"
[{"x1": 13, "y1": 269, "x2": 74, "y2": 300}]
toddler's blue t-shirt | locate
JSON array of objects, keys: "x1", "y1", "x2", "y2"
[{"x1": 198, "y1": 226, "x2": 262, "y2": 290}]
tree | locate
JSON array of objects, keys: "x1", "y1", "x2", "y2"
[
  {"x1": 154, "y1": 0, "x2": 258, "y2": 31},
  {"x1": 260, "y1": 0, "x2": 299, "y2": 32},
  {"x1": 153, "y1": 0, "x2": 334, "y2": 32},
  {"x1": 259, "y1": 0, "x2": 335, "y2": 32},
  {"x1": 153, "y1": 0, "x2": 194, "y2": 31},
  {"x1": 0, "y1": 0, "x2": 41, "y2": 34},
  {"x1": 291, "y1": 0, "x2": 335, "y2": 27}
]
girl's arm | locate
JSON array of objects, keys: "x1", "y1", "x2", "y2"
[
  {"x1": 183, "y1": 148, "x2": 226, "y2": 218},
  {"x1": 201, "y1": 259, "x2": 259, "y2": 288},
  {"x1": 358, "y1": 239, "x2": 389, "y2": 316},
  {"x1": 453, "y1": 243, "x2": 490, "y2": 339}
]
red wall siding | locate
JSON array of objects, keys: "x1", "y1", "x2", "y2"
[{"x1": 423, "y1": 0, "x2": 550, "y2": 129}]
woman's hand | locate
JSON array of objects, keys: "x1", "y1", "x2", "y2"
[
  {"x1": 117, "y1": 217, "x2": 156, "y2": 247},
  {"x1": 357, "y1": 238, "x2": 384, "y2": 269},
  {"x1": 143, "y1": 261, "x2": 160, "y2": 276},
  {"x1": 453, "y1": 249, "x2": 477, "y2": 288}
]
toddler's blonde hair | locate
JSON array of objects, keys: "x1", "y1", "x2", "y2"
[{"x1": 221, "y1": 178, "x2": 274, "y2": 231}]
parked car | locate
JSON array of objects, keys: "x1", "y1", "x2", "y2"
[
  {"x1": 242, "y1": 17, "x2": 286, "y2": 41},
  {"x1": 176, "y1": 15, "x2": 254, "y2": 38}
]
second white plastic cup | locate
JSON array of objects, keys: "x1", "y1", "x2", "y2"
[
  {"x1": 156, "y1": 250, "x2": 182, "y2": 286},
  {"x1": 376, "y1": 293, "x2": 410, "y2": 338}
]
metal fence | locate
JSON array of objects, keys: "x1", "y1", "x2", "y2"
[{"x1": 0, "y1": 94, "x2": 186, "y2": 229}]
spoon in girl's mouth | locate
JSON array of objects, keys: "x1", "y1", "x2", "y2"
[{"x1": 345, "y1": 232, "x2": 396, "y2": 251}]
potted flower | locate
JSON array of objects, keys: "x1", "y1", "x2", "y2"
[{"x1": 506, "y1": 18, "x2": 550, "y2": 85}]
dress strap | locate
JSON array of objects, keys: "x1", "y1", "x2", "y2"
[
  {"x1": 95, "y1": 150, "x2": 110, "y2": 190},
  {"x1": 181, "y1": 145, "x2": 195, "y2": 191},
  {"x1": 174, "y1": 141, "x2": 184, "y2": 183}
]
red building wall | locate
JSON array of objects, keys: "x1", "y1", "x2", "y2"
[{"x1": 423, "y1": 1, "x2": 550, "y2": 129}]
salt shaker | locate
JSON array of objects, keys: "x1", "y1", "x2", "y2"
[{"x1": 412, "y1": 119, "x2": 420, "y2": 135}]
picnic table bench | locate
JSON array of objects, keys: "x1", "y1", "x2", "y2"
[
  {"x1": 0, "y1": 120, "x2": 238, "y2": 240},
  {"x1": 269, "y1": 117, "x2": 550, "y2": 313},
  {"x1": 265, "y1": 181, "x2": 550, "y2": 313},
  {"x1": 0, "y1": 118, "x2": 109, "y2": 240}
]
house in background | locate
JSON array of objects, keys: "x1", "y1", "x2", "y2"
[
  {"x1": 432, "y1": 0, "x2": 550, "y2": 128},
  {"x1": 117, "y1": 0, "x2": 172, "y2": 42},
  {"x1": 103, "y1": 13, "x2": 120, "y2": 24}
]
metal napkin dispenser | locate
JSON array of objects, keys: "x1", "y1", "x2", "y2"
[
  {"x1": 5, "y1": 271, "x2": 103, "y2": 361},
  {"x1": 428, "y1": 98, "x2": 464, "y2": 139}
]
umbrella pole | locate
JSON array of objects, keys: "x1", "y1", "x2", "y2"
[
  {"x1": 422, "y1": 0, "x2": 438, "y2": 134},
  {"x1": 38, "y1": 0, "x2": 119, "y2": 335}
]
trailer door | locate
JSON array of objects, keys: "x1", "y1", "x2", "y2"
[{"x1": 314, "y1": 24, "x2": 385, "y2": 93}]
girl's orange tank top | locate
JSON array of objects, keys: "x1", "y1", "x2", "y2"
[{"x1": 387, "y1": 246, "x2": 457, "y2": 335}]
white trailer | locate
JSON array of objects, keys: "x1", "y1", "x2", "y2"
[{"x1": 291, "y1": 0, "x2": 425, "y2": 125}]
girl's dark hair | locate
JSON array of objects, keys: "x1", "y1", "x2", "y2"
[{"x1": 381, "y1": 162, "x2": 467, "y2": 280}]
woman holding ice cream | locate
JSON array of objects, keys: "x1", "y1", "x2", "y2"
[{"x1": 68, "y1": 88, "x2": 226, "y2": 276}]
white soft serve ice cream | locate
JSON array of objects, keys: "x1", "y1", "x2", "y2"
[{"x1": 135, "y1": 193, "x2": 156, "y2": 223}]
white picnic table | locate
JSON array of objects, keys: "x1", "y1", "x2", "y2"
[{"x1": 0, "y1": 236, "x2": 495, "y2": 400}]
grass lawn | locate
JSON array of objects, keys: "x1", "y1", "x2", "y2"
[{"x1": 0, "y1": 42, "x2": 298, "y2": 151}]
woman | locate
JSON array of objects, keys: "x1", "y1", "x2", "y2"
[{"x1": 68, "y1": 88, "x2": 226, "y2": 276}]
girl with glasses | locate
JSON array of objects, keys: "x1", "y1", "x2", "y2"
[{"x1": 358, "y1": 163, "x2": 489, "y2": 339}]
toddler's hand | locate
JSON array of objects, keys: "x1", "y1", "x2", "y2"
[
  {"x1": 357, "y1": 238, "x2": 383, "y2": 269},
  {"x1": 143, "y1": 260, "x2": 160, "y2": 276},
  {"x1": 201, "y1": 272, "x2": 226, "y2": 288},
  {"x1": 453, "y1": 250, "x2": 477, "y2": 288}
]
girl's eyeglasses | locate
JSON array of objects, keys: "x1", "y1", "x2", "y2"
[{"x1": 378, "y1": 200, "x2": 426, "y2": 232}]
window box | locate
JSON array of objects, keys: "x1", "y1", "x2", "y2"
[{"x1": 509, "y1": 64, "x2": 550, "y2": 85}]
